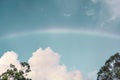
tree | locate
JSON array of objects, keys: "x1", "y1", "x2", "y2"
[
  {"x1": 0, "y1": 62, "x2": 31, "y2": 80},
  {"x1": 97, "y1": 53, "x2": 120, "y2": 80}
]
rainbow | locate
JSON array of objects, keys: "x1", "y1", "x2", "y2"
[{"x1": 1, "y1": 28, "x2": 120, "y2": 40}]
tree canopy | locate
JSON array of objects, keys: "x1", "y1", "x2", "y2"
[
  {"x1": 0, "y1": 62, "x2": 31, "y2": 80},
  {"x1": 97, "y1": 53, "x2": 120, "y2": 80}
]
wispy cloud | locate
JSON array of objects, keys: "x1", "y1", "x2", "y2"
[
  {"x1": 86, "y1": 9, "x2": 95, "y2": 16},
  {"x1": 96, "y1": 0, "x2": 120, "y2": 34},
  {"x1": 85, "y1": 70, "x2": 97, "y2": 80},
  {"x1": 104, "y1": 0, "x2": 120, "y2": 20},
  {"x1": 0, "y1": 48, "x2": 83, "y2": 80},
  {"x1": 91, "y1": 0, "x2": 98, "y2": 3}
]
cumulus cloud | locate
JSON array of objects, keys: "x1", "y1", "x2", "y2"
[
  {"x1": 0, "y1": 48, "x2": 83, "y2": 80},
  {"x1": 28, "y1": 47, "x2": 83, "y2": 80},
  {"x1": 0, "y1": 51, "x2": 21, "y2": 75}
]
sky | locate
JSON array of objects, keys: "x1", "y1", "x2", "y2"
[{"x1": 0, "y1": 0, "x2": 120, "y2": 80}]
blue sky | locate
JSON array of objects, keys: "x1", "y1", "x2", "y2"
[{"x1": 0, "y1": 0, "x2": 120, "y2": 79}]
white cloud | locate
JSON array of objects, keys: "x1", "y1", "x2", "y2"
[
  {"x1": 91, "y1": 0, "x2": 98, "y2": 3},
  {"x1": 85, "y1": 70, "x2": 97, "y2": 80},
  {"x1": 63, "y1": 13, "x2": 72, "y2": 17},
  {"x1": 96, "y1": 0, "x2": 120, "y2": 33},
  {"x1": 105, "y1": 0, "x2": 120, "y2": 20},
  {"x1": 55, "y1": 0, "x2": 79, "y2": 16},
  {"x1": 0, "y1": 48, "x2": 83, "y2": 80},
  {"x1": 28, "y1": 47, "x2": 83, "y2": 80},
  {"x1": 86, "y1": 9, "x2": 95, "y2": 16},
  {"x1": 0, "y1": 51, "x2": 21, "y2": 75}
]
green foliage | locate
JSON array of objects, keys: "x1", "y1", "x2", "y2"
[
  {"x1": 97, "y1": 53, "x2": 120, "y2": 80},
  {"x1": 0, "y1": 62, "x2": 31, "y2": 80}
]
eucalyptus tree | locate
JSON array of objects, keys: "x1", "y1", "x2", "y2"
[
  {"x1": 0, "y1": 62, "x2": 31, "y2": 80},
  {"x1": 97, "y1": 53, "x2": 120, "y2": 80}
]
